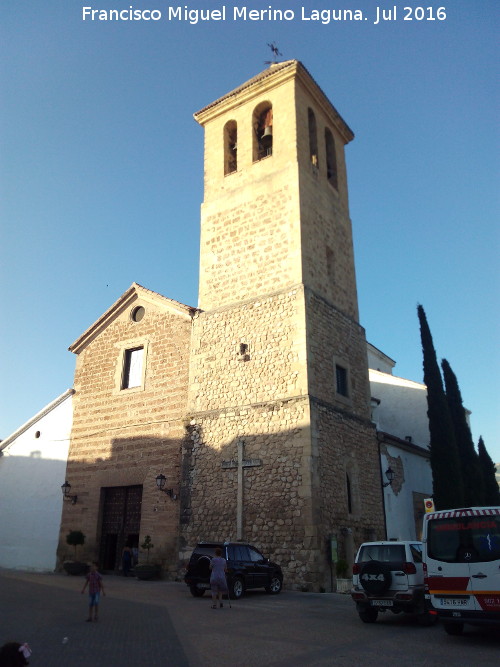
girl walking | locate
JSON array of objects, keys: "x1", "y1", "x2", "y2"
[{"x1": 209, "y1": 548, "x2": 228, "y2": 609}]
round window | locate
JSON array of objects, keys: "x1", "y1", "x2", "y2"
[{"x1": 131, "y1": 306, "x2": 145, "y2": 322}]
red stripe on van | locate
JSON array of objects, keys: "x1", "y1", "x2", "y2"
[
  {"x1": 476, "y1": 594, "x2": 500, "y2": 612},
  {"x1": 427, "y1": 576, "x2": 469, "y2": 591}
]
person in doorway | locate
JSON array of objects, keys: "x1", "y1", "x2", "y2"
[
  {"x1": 209, "y1": 547, "x2": 228, "y2": 609},
  {"x1": 132, "y1": 545, "x2": 139, "y2": 568},
  {"x1": 121, "y1": 544, "x2": 133, "y2": 577},
  {"x1": 81, "y1": 562, "x2": 105, "y2": 622}
]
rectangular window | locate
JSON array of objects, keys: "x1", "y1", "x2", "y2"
[
  {"x1": 410, "y1": 544, "x2": 423, "y2": 563},
  {"x1": 122, "y1": 347, "x2": 144, "y2": 389},
  {"x1": 234, "y1": 545, "x2": 251, "y2": 561},
  {"x1": 346, "y1": 473, "x2": 353, "y2": 514},
  {"x1": 326, "y1": 246, "x2": 334, "y2": 279},
  {"x1": 358, "y1": 543, "x2": 405, "y2": 567},
  {"x1": 427, "y1": 515, "x2": 500, "y2": 563},
  {"x1": 336, "y1": 364, "x2": 348, "y2": 397}
]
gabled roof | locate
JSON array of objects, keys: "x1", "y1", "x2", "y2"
[
  {"x1": 367, "y1": 341, "x2": 396, "y2": 368},
  {"x1": 0, "y1": 388, "x2": 75, "y2": 453},
  {"x1": 194, "y1": 60, "x2": 298, "y2": 117},
  {"x1": 68, "y1": 283, "x2": 196, "y2": 355},
  {"x1": 194, "y1": 59, "x2": 354, "y2": 144}
]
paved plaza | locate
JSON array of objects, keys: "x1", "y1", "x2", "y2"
[
  {"x1": 0, "y1": 569, "x2": 346, "y2": 666},
  {"x1": 1, "y1": 569, "x2": 499, "y2": 666},
  {"x1": 1, "y1": 570, "x2": 188, "y2": 665}
]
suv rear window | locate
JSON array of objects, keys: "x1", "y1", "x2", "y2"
[
  {"x1": 427, "y1": 515, "x2": 500, "y2": 563},
  {"x1": 358, "y1": 544, "x2": 406, "y2": 565},
  {"x1": 190, "y1": 545, "x2": 219, "y2": 559}
]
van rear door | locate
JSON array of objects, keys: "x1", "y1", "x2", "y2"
[
  {"x1": 468, "y1": 513, "x2": 500, "y2": 613},
  {"x1": 425, "y1": 508, "x2": 500, "y2": 615}
]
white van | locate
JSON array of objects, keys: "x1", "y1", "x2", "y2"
[{"x1": 423, "y1": 506, "x2": 500, "y2": 635}]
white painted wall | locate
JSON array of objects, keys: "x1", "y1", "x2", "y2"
[
  {"x1": 381, "y1": 445, "x2": 433, "y2": 541},
  {"x1": 0, "y1": 391, "x2": 73, "y2": 571},
  {"x1": 370, "y1": 370, "x2": 430, "y2": 448},
  {"x1": 367, "y1": 343, "x2": 396, "y2": 375},
  {"x1": 367, "y1": 345, "x2": 433, "y2": 540}
]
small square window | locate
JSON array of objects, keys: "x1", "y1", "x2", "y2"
[
  {"x1": 336, "y1": 364, "x2": 348, "y2": 397},
  {"x1": 122, "y1": 347, "x2": 144, "y2": 389}
]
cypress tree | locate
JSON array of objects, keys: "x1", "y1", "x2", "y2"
[
  {"x1": 441, "y1": 359, "x2": 484, "y2": 506},
  {"x1": 477, "y1": 436, "x2": 500, "y2": 505},
  {"x1": 417, "y1": 305, "x2": 464, "y2": 509}
]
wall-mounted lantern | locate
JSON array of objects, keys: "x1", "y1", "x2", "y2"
[
  {"x1": 61, "y1": 481, "x2": 78, "y2": 504},
  {"x1": 382, "y1": 467, "x2": 395, "y2": 488},
  {"x1": 156, "y1": 474, "x2": 177, "y2": 500}
]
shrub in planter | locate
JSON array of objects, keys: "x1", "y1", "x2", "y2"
[
  {"x1": 63, "y1": 530, "x2": 89, "y2": 576},
  {"x1": 335, "y1": 558, "x2": 352, "y2": 594},
  {"x1": 335, "y1": 558, "x2": 349, "y2": 579}
]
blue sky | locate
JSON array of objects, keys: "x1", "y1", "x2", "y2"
[{"x1": 1, "y1": 1, "x2": 499, "y2": 462}]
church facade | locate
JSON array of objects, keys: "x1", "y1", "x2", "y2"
[
  {"x1": 57, "y1": 285, "x2": 192, "y2": 574},
  {"x1": 58, "y1": 61, "x2": 385, "y2": 591}
]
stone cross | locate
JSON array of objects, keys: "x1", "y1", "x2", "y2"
[{"x1": 222, "y1": 440, "x2": 262, "y2": 540}]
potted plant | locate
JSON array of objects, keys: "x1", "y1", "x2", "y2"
[
  {"x1": 135, "y1": 535, "x2": 161, "y2": 580},
  {"x1": 335, "y1": 558, "x2": 352, "y2": 593},
  {"x1": 63, "y1": 530, "x2": 89, "y2": 575}
]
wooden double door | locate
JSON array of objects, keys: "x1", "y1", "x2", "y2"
[{"x1": 99, "y1": 485, "x2": 142, "y2": 572}]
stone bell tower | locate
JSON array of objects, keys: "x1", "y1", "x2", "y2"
[{"x1": 182, "y1": 61, "x2": 384, "y2": 591}]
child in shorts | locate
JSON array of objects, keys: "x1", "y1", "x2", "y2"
[{"x1": 81, "y1": 562, "x2": 105, "y2": 622}]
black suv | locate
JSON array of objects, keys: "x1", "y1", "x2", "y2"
[{"x1": 184, "y1": 542, "x2": 283, "y2": 599}]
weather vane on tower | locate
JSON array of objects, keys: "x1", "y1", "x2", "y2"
[{"x1": 265, "y1": 42, "x2": 283, "y2": 64}]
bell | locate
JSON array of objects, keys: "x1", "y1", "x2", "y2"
[{"x1": 261, "y1": 125, "x2": 273, "y2": 149}]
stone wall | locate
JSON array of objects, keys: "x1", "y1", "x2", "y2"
[
  {"x1": 182, "y1": 282, "x2": 384, "y2": 590},
  {"x1": 180, "y1": 398, "x2": 313, "y2": 583},
  {"x1": 312, "y1": 401, "x2": 385, "y2": 570},
  {"x1": 306, "y1": 288, "x2": 372, "y2": 419},
  {"x1": 198, "y1": 184, "x2": 300, "y2": 311},
  {"x1": 188, "y1": 286, "x2": 307, "y2": 414},
  {"x1": 183, "y1": 286, "x2": 317, "y2": 587}
]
